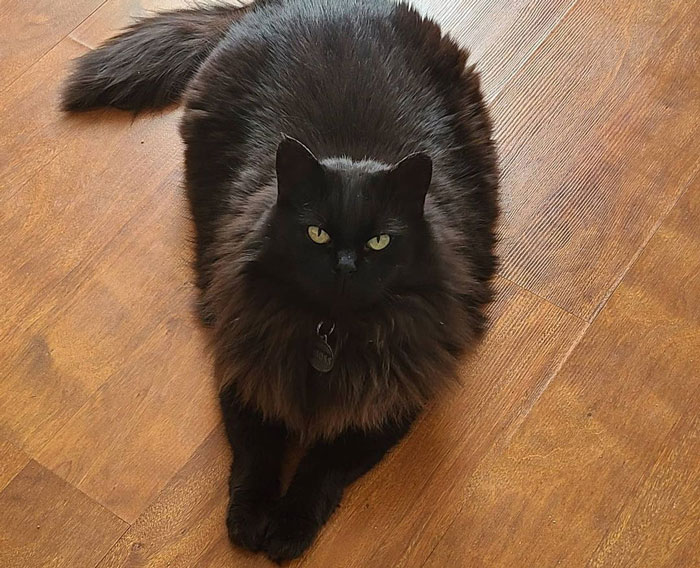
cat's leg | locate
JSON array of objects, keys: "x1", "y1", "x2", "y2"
[
  {"x1": 263, "y1": 414, "x2": 416, "y2": 562},
  {"x1": 220, "y1": 387, "x2": 287, "y2": 552}
]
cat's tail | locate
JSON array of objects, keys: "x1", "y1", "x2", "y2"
[{"x1": 61, "y1": 2, "x2": 261, "y2": 112}]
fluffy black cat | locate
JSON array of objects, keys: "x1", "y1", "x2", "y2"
[{"x1": 63, "y1": 0, "x2": 498, "y2": 562}]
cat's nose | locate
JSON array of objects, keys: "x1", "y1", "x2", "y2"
[{"x1": 336, "y1": 250, "x2": 357, "y2": 275}]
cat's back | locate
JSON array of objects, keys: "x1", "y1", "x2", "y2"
[{"x1": 187, "y1": 0, "x2": 470, "y2": 163}]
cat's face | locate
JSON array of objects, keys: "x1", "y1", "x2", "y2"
[{"x1": 264, "y1": 137, "x2": 433, "y2": 312}]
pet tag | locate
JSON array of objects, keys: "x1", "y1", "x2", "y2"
[{"x1": 310, "y1": 321, "x2": 335, "y2": 373}]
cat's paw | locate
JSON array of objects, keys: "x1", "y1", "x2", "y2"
[
  {"x1": 226, "y1": 495, "x2": 273, "y2": 553},
  {"x1": 263, "y1": 506, "x2": 319, "y2": 563}
]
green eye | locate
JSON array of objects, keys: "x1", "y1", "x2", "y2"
[
  {"x1": 367, "y1": 234, "x2": 391, "y2": 251},
  {"x1": 307, "y1": 225, "x2": 331, "y2": 244}
]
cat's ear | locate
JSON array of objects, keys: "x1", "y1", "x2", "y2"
[
  {"x1": 388, "y1": 152, "x2": 432, "y2": 215},
  {"x1": 276, "y1": 136, "x2": 323, "y2": 204}
]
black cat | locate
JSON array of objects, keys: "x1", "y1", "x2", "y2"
[{"x1": 63, "y1": 0, "x2": 498, "y2": 562}]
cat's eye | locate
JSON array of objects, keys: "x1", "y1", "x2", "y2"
[
  {"x1": 366, "y1": 234, "x2": 391, "y2": 251},
  {"x1": 307, "y1": 225, "x2": 331, "y2": 244}
]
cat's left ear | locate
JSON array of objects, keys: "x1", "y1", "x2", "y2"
[
  {"x1": 388, "y1": 153, "x2": 432, "y2": 216},
  {"x1": 276, "y1": 136, "x2": 323, "y2": 204}
]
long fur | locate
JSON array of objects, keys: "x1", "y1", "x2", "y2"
[{"x1": 61, "y1": 2, "x2": 263, "y2": 111}]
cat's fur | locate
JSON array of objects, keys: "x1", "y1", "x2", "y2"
[{"x1": 63, "y1": 0, "x2": 498, "y2": 562}]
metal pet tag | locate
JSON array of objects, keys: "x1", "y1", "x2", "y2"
[{"x1": 310, "y1": 321, "x2": 335, "y2": 373}]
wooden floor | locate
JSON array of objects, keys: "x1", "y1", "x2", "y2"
[{"x1": 1, "y1": 0, "x2": 698, "y2": 566}]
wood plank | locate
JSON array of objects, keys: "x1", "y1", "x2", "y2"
[
  {"x1": 587, "y1": 417, "x2": 699, "y2": 568},
  {"x1": 0, "y1": 460, "x2": 127, "y2": 568},
  {"x1": 412, "y1": 0, "x2": 576, "y2": 99},
  {"x1": 0, "y1": 38, "x2": 184, "y2": 454},
  {"x1": 1, "y1": 164, "x2": 220, "y2": 522},
  {"x1": 95, "y1": 427, "x2": 238, "y2": 568},
  {"x1": 423, "y1": 184, "x2": 700, "y2": 566},
  {"x1": 0, "y1": 39, "x2": 87, "y2": 193},
  {"x1": 0, "y1": 0, "x2": 105, "y2": 91},
  {"x1": 492, "y1": 0, "x2": 700, "y2": 319}
]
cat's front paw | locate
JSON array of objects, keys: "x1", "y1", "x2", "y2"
[
  {"x1": 263, "y1": 505, "x2": 319, "y2": 563},
  {"x1": 226, "y1": 494, "x2": 273, "y2": 553}
]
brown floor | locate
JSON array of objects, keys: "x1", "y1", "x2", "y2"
[{"x1": 0, "y1": 0, "x2": 698, "y2": 566}]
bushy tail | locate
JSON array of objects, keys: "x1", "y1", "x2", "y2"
[{"x1": 62, "y1": 2, "x2": 259, "y2": 112}]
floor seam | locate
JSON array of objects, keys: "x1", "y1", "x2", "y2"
[
  {"x1": 91, "y1": 522, "x2": 131, "y2": 568},
  {"x1": 587, "y1": 160, "x2": 700, "y2": 325},
  {"x1": 68, "y1": 35, "x2": 95, "y2": 51},
  {"x1": 497, "y1": 274, "x2": 587, "y2": 323}
]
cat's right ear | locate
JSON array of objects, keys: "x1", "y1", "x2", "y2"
[
  {"x1": 276, "y1": 136, "x2": 323, "y2": 204},
  {"x1": 387, "y1": 152, "x2": 432, "y2": 218}
]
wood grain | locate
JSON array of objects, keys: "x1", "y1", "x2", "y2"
[
  {"x1": 587, "y1": 417, "x2": 699, "y2": 568},
  {"x1": 0, "y1": 460, "x2": 126, "y2": 568},
  {"x1": 424, "y1": 184, "x2": 700, "y2": 567},
  {"x1": 0, "y1": 37, "x2": 184, "y2": 454},
  {"x1": 31, "y1": 181, "x2": 220, "y2": 522},
  {"x1": 0, "y1": 438, "x2": 29, "y2": 493},
  {"x1": 0, "y1": 0, "x2": 105, "y2": 91},
  {"x1": 493, "y1": 0, "x2": 700, "y2": 319},
  {"x1": 95, "y1": 427, "x2": 237, "y2": 568},
  {"x1": 412, "y1": 0, "x2": 576, "y2": 99},
  {"x1": 0, "y1": 39, "x2": 87, "y2": 195}
]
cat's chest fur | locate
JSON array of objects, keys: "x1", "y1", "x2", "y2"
[{"x1": 212, "y1": 298, "x2": 468, "y2": 441}]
